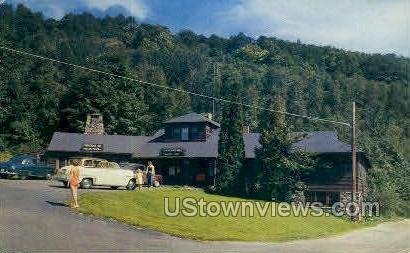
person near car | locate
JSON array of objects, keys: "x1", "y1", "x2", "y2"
[
  {"x1": 68, "y1": 159, "x2": 81, "y2": 208},
  {"x1": 147, "y1": 161, "x2": 155, "y2": 187},
  {"x1": 135, "y1": 168, "x2": 143, "y2": 190}
]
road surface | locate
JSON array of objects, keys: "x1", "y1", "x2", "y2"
[{"x1": 0, "y1": 179, "x2": 409, "y2": 253}]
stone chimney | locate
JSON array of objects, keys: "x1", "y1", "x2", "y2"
[
  {"x1": 85, "y1": 113, "x2": 105, "y2": 135},
  {"x1": 243, "y1": 125, "x2": 250, "y2": 134}
]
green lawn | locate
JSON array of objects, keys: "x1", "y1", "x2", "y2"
[{"x1": 77, "y1": 187, "x2": 371, "y2": 242}]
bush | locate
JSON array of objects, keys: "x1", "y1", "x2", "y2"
[
  {"x1": 0, "y1": 151, "x2": 12, "y2": 162},
  {"x1": 367, "y1": 181, "x2": 404, "y2": 217},
  {"x1": 205, "y1": 185, "x2": 217, "y2": 193}
]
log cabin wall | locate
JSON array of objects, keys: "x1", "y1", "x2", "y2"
[
  {"x1": 307, "y1": 160, "x2": 367, "y2": 194},
  {"x1": 305, "y1": 154, "x2": 369, "y2": 206}
]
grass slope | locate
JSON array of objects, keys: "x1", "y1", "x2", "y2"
[{"x1": 77, "y1": 187, "x2": 369, "y2": 242}]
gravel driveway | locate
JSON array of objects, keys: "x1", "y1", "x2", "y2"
[{"x1": 0, "y1": 179, "x2": 409, "y2": 253}]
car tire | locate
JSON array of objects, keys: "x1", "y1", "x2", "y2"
[
  {"x1": 110, "y1": 186, "x2": 119, "y2": 190},
  {"x1": 80, "y1": 178, "x2": 93, "y2": 189},
  {"x1": 6, "y1": 174, "x2": 15, "y2": 180},
  {"x1": 126, "y1": 179, "x2": 136, "y2": 190},
  {"x1": 63, "y1": 181, "x2": 69, "y2": 188}
]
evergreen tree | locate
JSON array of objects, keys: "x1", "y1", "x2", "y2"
[
  {"x1": 255, "y1": 96, "x2": 313, "y2": 201},
  {"x1": 216, "y1": 68, "x2": 245, "y2": 195}
]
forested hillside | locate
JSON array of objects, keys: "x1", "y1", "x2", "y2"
[{"x1": 0, "y1": 4, "x2": 408, "y2": 214}]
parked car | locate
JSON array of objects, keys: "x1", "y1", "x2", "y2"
[
  {"x1": 0, "y1": 154, "x2": 53, "y2": 179},
  {"x1": 55, "y1": 157, "x2": 137, "y2": 190},
  {"x1": 119, "y1": 162, "x2": 163, "y2": 186}
]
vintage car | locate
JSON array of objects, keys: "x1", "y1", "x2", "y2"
[
  {"x1": 55, "y1": 157, "x2": 136, "y2": 190},
  {"x1": 0, "y1": 154, "x2": 53, "y2": 179},
  {"x1": 119, "y1": 162, "x2": 163, "y2": 186}
]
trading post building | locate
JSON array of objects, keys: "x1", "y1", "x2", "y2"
[{"x1": 45, "y1": 113, "x2": 370, "y2": 205}]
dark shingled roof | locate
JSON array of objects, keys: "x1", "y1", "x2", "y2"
[
  {"x1": 290, "y1": 131, "x2": 356, "y2": 153},
  {"x1": 164, "y1": 113, "x2": 220, "y2": 127},
  {"x1": 133, "y1": 130, "x2": 261, "y2": 159},
  {"x1": 47, "y1": 130, "x2": 356, "y2": 159},
  {"x1": 46, "y1": 112, "x2": 360, "y2": 159},
  {"x1": 47, "y1": 132, "x2": 151, "y2": 154}
]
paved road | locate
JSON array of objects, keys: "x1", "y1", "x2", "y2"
[{"x1": 0, "y1": 179, "x2": 409, "y2": 253}]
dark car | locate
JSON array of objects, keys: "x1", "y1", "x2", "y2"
[
  {"x1": 119, "y1": 162, "x2": 146, "y2": 171},
  {"x1": 0, "y1": 155, "x2": 53, "y2": 179}
]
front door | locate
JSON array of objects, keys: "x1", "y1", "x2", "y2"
[{"x1": 160, "y1": 159, "x2": 182, "y2": 184}]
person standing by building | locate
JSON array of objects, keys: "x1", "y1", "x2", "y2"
[
  {"x1": 68, "y1": 159, "x2": 81, "y2": 208},
  {"x1": 147, "y1": 161, "x2": 155, "y2": 187},
  {"x1": 135, "y1": 168, "x2": 143, "y2": 190}
]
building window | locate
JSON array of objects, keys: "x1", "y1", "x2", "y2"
[
  {"x1": 169, "y1": 166, "x2": 176, "y2": 176},
  {"x1": 168, "y1": 166, "x2": 181, "y2": 175},
  {"x1": 209, "y1": 166, "x2": 215, "y2": 176},
  {"x1": 181, "y1": 127, "x2": 189, "y2": 141},
  {"x1": 191, "y1": 127, "x2": 199, "y2": 139},
  {"x1": 306, "y1": 191, "x2": 340, "y2": 206},
  {"x1": 172, "y1": 127, "x2": 181, "y2": 139}
]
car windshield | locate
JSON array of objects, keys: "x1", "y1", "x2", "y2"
[
  {"x1": 22, "y1": 158, "x2": 34, "y2": 165},
  {"x1": 9, "y1": 156, "x2": 29, "y2": 164}
]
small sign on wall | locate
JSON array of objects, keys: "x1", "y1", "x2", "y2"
[
  {"x1": 81, "y1": 143, "x2": 104, "y2": 152},
  {"x1": 160, "y1": 147, "x2": 185, "y2": 156}
]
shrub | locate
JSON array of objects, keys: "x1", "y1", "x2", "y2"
[{"x1": 0, "y1": 151, "x2": 12, "y2": 162}]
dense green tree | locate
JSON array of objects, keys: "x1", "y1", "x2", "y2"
[
  {"x1": 216, "y1": 68, "x2": 245, "y2": 195},
  {"x1": 254, "y1": 96, "x2": 314, "y2": 201}
]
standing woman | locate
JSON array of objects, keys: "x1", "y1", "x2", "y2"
[
  {"x1": 135, "y1": 168, "x2": 143, "y2": 190},
  {"x1": 147, "y1": 161, "x2": 155, "y2": 187},
  {"x1": 68, "y1": 159, "x2": 81, "y2": 208}
]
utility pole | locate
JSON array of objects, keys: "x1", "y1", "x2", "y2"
[
  {"x1": 213, "y1": 62, "x2": 221, "y2": 118},
  {"x1": 351, "y1": 101, "x2": 357, "y2": 221},
  {"x1": 212, "y1": 98, "x2": 215, "y2": 117},
  {"x1": 213, "y1": 159, "x2": 217, "y2": 188}
]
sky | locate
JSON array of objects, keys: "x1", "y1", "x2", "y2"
[{"x1": 2, "y1": 0, "x2": 409, "y2": 57}]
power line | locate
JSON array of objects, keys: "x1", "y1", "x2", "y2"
[{"x1": 0, "y1": 45, "x2": 351, "y2": 127}]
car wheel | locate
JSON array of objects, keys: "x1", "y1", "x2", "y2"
[
  {"x1": 110, "y1": 186, "x2": 119, "y2": 190},
  {"x1": 80, "y1": 178, "x2": 93, "y2": 189},
  {"x1": 63, "y1": 181, "x2": 69, "y2": 188},
  {"x1": 45, "y1": 174, "x2": 52, "y2": 180},
  {"x1": 6, "y1": 174, "x2": 15, "y2": 180},
  {"x1": 126, "y1": 179, "x2": 136, "y2": 190}
]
